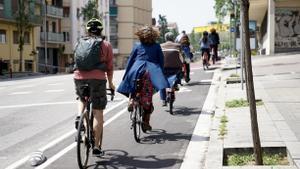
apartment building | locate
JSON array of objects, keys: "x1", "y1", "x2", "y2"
[
  {"x1": 113, "y1": 0, "x2": 152, "y2": 69},
  {"x1": 0, "y1": 0, "x2": 42, "y2": 73},
  {"x1": 249, "y1": 0, "x2": 300, "y2": 55}
]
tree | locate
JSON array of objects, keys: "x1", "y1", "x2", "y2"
[
  {"x1": 240, "y1": 0, "x2": 263, "y2": 165},
  {"x1": 15, "y1": 0, "x2": 33, "y2": 72},
  {"x1": 189, "y1": 30, "x2": 202, "y2": 52},
  {"x1": 214, "y1": 0, "x2": 240, "y2": 22},
  {"x1": 80, "y1": 0, "x2": 100, "y2": 21},
  {"x1": 157, "y1": 14, "x2": 169, "y2": 43}
]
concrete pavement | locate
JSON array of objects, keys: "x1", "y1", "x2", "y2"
[{"x1": 205, "y1": 54, "x2": 300, "y2": 169}]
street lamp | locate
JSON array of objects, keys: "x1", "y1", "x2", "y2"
[{"x1": 43, "y1": 0, "x2": 48, "y2": 73}]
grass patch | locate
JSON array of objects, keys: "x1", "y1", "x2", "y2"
[
  {"x1": 219, "y1": 115, "x2": 228, "y2": 137},
  {"x1": 223, "y1": 147, "x2": 289, "y2": 166},
  {"x1": 226, "y1": 152, "x2": 289, "y2": 166},
  {"x1": 225, "y1": 99, "x2": 264, "y2": 108}
]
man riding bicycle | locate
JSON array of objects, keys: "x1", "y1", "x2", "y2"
[
  {"x1": 73, "y1": 18, "x2": 115, "y2": 156},
  {"x1": 160, "y1": 32, "x2": 183, "y2": 106}
]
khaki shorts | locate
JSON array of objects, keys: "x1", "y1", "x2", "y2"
[{"x1": 74, "y1": 79, "x2": 107, "y2": 110}]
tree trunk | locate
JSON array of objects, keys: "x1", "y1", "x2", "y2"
[{"x1": 240, "y1": 0, "x2": 263, "y2": 165}]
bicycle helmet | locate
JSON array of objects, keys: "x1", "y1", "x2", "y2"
[
  {"x1": 164, "y1": 32, "x2": 175, "y2": 42},
  {"x1": 86, "y1": 18, "x2": 103, "y2": 34}
]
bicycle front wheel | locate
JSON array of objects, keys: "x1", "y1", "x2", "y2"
[
  {"x1": 77, "y1": 111, "x2": 90, "y2": 169},
  {"x1": 132, "y1": 105, "x2": 142, "y2": 143}
]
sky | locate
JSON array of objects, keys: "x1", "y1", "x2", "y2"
[{"x1": 152, "y1": 0, "x2": 218, "y2": 34}]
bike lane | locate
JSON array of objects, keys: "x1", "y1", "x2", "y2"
[{"x1": 17, "y1": 62, "x2": 215, "y2": 169}]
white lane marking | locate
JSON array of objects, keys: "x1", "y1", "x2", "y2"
[
  {"x1": 35, "y1": 108, "x2": 128, "y2": 169},
  {"x1": 178, "y1": 87, "x2": 192, "y2": 93},
  {"x1": 44, "y1": 89, "x2": 65, "y2": 93},
  {"x1": 190, "y1": 72, "x2": 194, "y2": 75},
  {"x1": 8, "y1": 91, "x2": 32, "y2": 95},
  {"x1": 0, "y1": 87, "x2": 6, "y2": 90},
  {"x1": 47, "y1": 83, "x2": 63, "y2": 86},
  {"x1": 4, "y1": 100, "x2": 127, "y2": 169},
  {"x1": 15, "y1": 85, "x2": 35, "y2": 89},
  {"x1": 0, "y1": 101, "x2": 76, "y2": 109}
]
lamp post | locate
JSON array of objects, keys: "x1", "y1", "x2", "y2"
[{"x1": 43, "y1": 0, "x2": 48, "y2": 73}]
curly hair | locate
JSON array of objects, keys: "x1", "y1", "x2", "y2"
[{"x1": 135, "y1": 25, "x2": 160, "y2": 44}]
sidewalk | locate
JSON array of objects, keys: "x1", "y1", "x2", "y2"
[{"x1": 205, "y1": 55, "x2": 300, "y2": 169}]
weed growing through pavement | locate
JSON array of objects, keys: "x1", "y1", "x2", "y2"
[{"x1": 219, "y1": 115, "x2": 228, "y2": 138}]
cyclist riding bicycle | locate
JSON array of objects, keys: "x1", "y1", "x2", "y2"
[
  {"x1": 200, "y1": 31, "x2": 212, "y2": 66},
  {"x1": 160, "y1": 32, "x2": 183, "y2": 106},
  {"x1": 73, "y1": 18, "x2": 115, "y2": 156},
  {"x1": 208, "y1": 28, "x2": 220, "y2": 63},
  {"x1": 178, "y1": 31, "x2": 192, "y2": 83},
  {"x1": 117, "y1": 25, "x2": 169, "y2": 131}
]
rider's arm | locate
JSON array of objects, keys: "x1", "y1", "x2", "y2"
[{"x1": 105, "y1": 42, "x2": 115, "y2": 90}]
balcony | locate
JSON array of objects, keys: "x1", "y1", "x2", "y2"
[
  {"x1": 40, "y1": 32, "x2": 65, "y2": 43},
  {"x1": 46, "y1": 5, "x2": 63, "y2": 18}
]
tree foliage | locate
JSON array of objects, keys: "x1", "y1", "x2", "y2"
[
  {"x1": 214, "y1": 0, "x2": 235, "y2": 22},
  {"x1": 80, "y1": 0, "x2": 100, "y2": 21},
  {"x1": 157, "y1": 14, "x2": 169, "y2": 43},
  {"x1": 189, "y1": 30, "x2": 202, "y2": 52}
]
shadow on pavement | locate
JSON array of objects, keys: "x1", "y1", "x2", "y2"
[
  {"x1": 88, "y1": 149, "x2": 182, "y2": 169},
  {"x1": 139, "y1": 129, "x2": 192, "y2": 144},
  {"x1": 169, "y1": 106, "x2": 200, "y2": 116}
]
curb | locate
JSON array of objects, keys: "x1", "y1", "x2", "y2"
[{"x1": 180, "y1": 67, "x2": 222, "y2": 169}]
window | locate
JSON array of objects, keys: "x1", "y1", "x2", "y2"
[
  {"x1": 0, "y1": 0, "x2": 4, "y2": 10},
  {"x1": 63, "y1": 32, "x2": 69, "y2": 42},
  {"x1": 13, "y1": 31, "x2": 30, "y2": 44},
  {"x1": 0, "y1": 30, "x2": 6, "y2": 43},
  {"x1": 63, "y1": 7, "x2": 70, "y2": 17},
  {"x1": 25, "y1": 60, "x2": 33, "y2": 71},
  {"x1": 52, "y1": 22, "x2": 56, "y2": 32}
]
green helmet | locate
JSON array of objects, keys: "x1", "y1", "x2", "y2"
[{"x1": 86, "y1": 18, "x2": 103, "y2": 34}]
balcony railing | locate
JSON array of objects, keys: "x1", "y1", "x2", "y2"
[
  {"x1": 40, "y1": 32, "x2": 65, "y2": 43},
  {"x1": 46, "y1": 5, "x2": 63, "y2": 18}
]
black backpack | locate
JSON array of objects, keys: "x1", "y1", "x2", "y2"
[{"x1": 74, "y1": 36, "x2": 106, "y2": 71}]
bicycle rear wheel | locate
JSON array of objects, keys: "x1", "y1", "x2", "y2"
[
  {"x1": 168, "y1": 91, "x2": 174, "y2": 115},
  {"x1": 132, "y1": 105, "x2": 142, "y2": 143},
  {"x1": 77, "y1": 111, "x2": 90, "y2": 169}
]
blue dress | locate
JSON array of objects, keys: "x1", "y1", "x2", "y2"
[{"x1": 117, "y1": 43, "x2": 169, "y2": 97}]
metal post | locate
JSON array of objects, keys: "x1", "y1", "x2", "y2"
[
  {"x1": 240, "y1": 1, "x2": 244, "y2": 90},
  {"x1": 233, "y1": 0, "x2": 237, "y2": 55},
  {"x1": 44, "y1": 0, "x2": 48, "y2": 73}
]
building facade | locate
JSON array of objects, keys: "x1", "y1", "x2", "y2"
[
  {"x1": 0, "y1": 0, "x2": 42, "y2": 73},
  {"x1": 250, "y1": 0, "x2": 300, "y2": 55},
  {"x1": 113, "y1": 0, "x2": 152, "y2": 69}
]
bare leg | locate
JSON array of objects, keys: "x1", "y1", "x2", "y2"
[{"x1": 93, "y1": 109, "x2": 104, "y2": 148}]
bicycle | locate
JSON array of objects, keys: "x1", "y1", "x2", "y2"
[
  {"x1": 76, "y1": 85, "x2": 114, "y2": 169},
  {"x1": 129, "y1": 76, "x2": 154, "y2": 143},
  {"x1": 166, "y1": 86, "x2": 176, "y2": 115}
]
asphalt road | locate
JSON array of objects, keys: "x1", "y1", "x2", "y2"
[{"x1": 0, "y1": 61, "x2": 214, "y2": 169}]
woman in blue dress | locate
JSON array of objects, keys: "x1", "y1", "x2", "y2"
[{"x1": 117, "y1": 25, "x2": 169, "y2": 131}]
